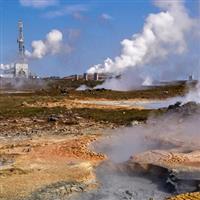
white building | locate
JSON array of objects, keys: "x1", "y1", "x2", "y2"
[
  {"x1": 14, "y1": 63, "x2": 29, "y2": 78},
  {"x1": 0, "y1": 63, "x2": 29, "y2": 78}
]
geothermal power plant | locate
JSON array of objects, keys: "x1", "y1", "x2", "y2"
[
  {"x1": 0, "y1": 20, "x2": 29, "y2": 79},
  {"x1": 0, "y1": 1, "x2": 199, "y2": 199},
  {"x1": 0, "y1": 20, "x2": 110, "y2": 82}
]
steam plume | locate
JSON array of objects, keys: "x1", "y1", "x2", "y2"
[
  {"x1": 73, "y1": 109, "x2": 200, "y2": 200},
  {"x1": 87, "y1": 0, "x2": 197, "y2": 90},
  {"x1": 185, "y1": 82, "x2": 200, "y2": 103},
  {"x1": 19, "y1": 0, "x2": 58, "y2": 8},
  {"x1": 25, "y1": 29, "x2": 71, "y2": 59}
]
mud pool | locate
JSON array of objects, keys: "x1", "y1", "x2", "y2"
[{"x1": 70, "y1": 127, "x2": 174, "y2": 200}]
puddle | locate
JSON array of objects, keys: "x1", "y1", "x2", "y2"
[
  {"x1": 72, "y1": 112, "x2": 199, "y2": 200},
  {"x1": 79, "y1": 96, "x2": 185, "y2": 110},
  {"x1": 70, "y1": 126, "x2": 177, "y2": 200}
]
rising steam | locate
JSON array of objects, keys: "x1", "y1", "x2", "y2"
[
  {"x1": 88, "y1": 0, "x2": 197, "y2": 90},
  {"x1": 73, "y1": 107, "x2": 200, "y2": 200},
  {"x1": 185, "y1": 82, "x2": 200, "y2": 103},
  {"x1": 25, "y1": 29, "x2": 71, "y2": 59}
]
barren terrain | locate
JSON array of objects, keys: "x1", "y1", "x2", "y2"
[{"x1": 0, "y1": 80, "x2": 199, "y2": 200}]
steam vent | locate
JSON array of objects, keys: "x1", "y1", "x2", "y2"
[{"x1": 0, "y1": 1, "x2": 199, "y2": 200}]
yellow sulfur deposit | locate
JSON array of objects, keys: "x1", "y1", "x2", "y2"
[{"x1": 166, "y1": 192, "x2": 200, "y2": 200}]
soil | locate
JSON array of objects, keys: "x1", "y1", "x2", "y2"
[
  {"x1": 0, "y1": 83, "x2": 199, "y2": 200},
  {"x1": 0, "y1": 134, "x2": 106, "y2": 200}
]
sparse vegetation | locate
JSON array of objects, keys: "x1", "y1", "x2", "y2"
[
  {"x1": 0, "y1": 79, "x2": 197, "y2": 200},
  {"x1": 1, "y1": 78, "x2": 194, "y2": 99},
  {"x1": 70, "y1": 83, "x2": 189, "y2": 100},
  {"x1": 0, "y1": 80, "x2": 185, "y2": 124},
  {"x1": 0, "y1": 91, "x2": 165, "y2": 125},
  {"x1": 71, "y1": 108, "x2": 155, "y2": 125}
]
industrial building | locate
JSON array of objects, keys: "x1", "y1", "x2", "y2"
[
  {"x1": 64, "y1": 72, "x2": 112, "y2": 81},
  {"x1": 0, "y1": 20, "x2": 29, "y2": 78}
]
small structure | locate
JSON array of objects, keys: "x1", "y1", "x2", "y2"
[
  {"x1": 83, "y1": 73, "x2": 88, "y2": 81},
  {"x1": 74, "y1": 74, "x2": 79, "y2": 81},
  {"x1": 63, "y1": 72, "x2": 112, "y2": 81},
  {"x1": 14, "y1": 63, "x2": 29, "y2": 78},
  {"x1": 94, "y1": 73, "x2": 99, "y2": 81},
  {"x1": 189, "y1": 75, "x2": 193, "y2": 82}
]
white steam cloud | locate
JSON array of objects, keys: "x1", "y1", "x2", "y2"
[
  {"x1": 87, "y1": 0, "x2": 197, "y2": 90},
  {"x1": 185, "y1": 82, "x2": 200, "y2": 103},
  {"x1": 19, "y1": 0, "x2": 58, "y2": 8},
  {"x1": 95, "y1": 113, "x2": 200, "y2": 163},
  {"x1": 142, "y1": 76, "x2": 153, "y2": 86},
  {"x1": 25, "y1": 29, "x2": 71, "y2": 59},
  {"x1": 88, "y1": 0, "x2": 194, "y2": 74},
  {"x1": 75, "y1": 110, "x2": 200, "y2": 200}
]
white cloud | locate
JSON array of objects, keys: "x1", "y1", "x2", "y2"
[
  {"x1": 100, "y1": 13, "x2": 113, "y2": 21},
  {"x1": 87, "y1": 0, "x2": 199, "y2": 91},
  {"x1": 43, "y1": 4, "x2": 88, "y2": 19},
  {"x1": 25, "y1": 29, "x2": 72, "y2": 59},
  {"x1": 88, "y1": 0, "x2": 195, "y2": 75},
  {"x1": 19, "y1": 0, "x2": 58, "y2": 8}
]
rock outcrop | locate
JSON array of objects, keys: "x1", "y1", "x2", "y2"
[{"x1": 127, "y1": 149, "x2": 200, "y2": 193}]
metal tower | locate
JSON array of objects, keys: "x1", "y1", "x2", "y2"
[{"x1": 17, "y1": 20, "x2": 25, "y2": 59}]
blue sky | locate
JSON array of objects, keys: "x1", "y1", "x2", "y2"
[{"x1": 0, "y1": 0, "x2": 199, "y2": 77}]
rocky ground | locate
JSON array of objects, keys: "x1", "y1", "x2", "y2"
[
  {"x1": 0, "y1": 114, "x2": 113, "y2": 200},
  {"x1": 0, "y1": 82, "x2": 199, "y2": 200},
  {"x1": 166, "y1": 192, "x2": 200, "y2": 200}
]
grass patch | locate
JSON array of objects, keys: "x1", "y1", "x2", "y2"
[
  {"x1": 70, "y1": 84, "x2": 188, "y2": 100},
  {"x1": 0, "y1": 94, "x2": 159, "y2": 125},
  {"x1": 71, "y1": 108, "x2": 158, "y2": 125},
  {"x1": 0, "y1": 95, "x2": 65, "y2": 118}
]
